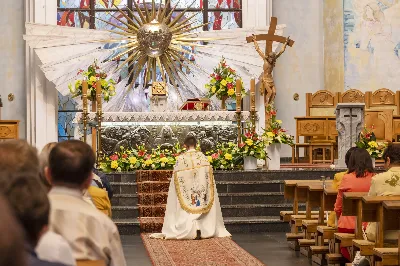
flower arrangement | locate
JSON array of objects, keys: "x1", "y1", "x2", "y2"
[
  {"x1": 238, "y1": 128, "x2": 266, "y2": 160},
  {"x1": 355, "y1": 126, "x2": 386, "y2": 158},
  {"x1": 206, "y1": 142, "x2": 241, "y2": 170},
  {"x1": 262, "y1": 103, "x2": 294, "y2": 146},
  {"x1": 68, "y1": 60, "x2": 116, "y2": 102},
  {"x1": 101, "y1": 144, "x2": 186, "y2": 172},
  {"x1": 205, "y1": 57, "x2": 245, "y2": 100}
]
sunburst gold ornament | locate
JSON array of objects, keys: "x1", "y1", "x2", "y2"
[{"x1": 97, "y1": 0, "x2": 217, "y2": 101}]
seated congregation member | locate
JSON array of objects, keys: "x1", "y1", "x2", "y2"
[
  {"x1": 365, "y1": 144, "x2": 400, "y2": 243},
  {"x1": 0, "y1": 173, "x2": 68, "y2": 266},
  {"x1": 0, "y1": 140, "x2": 75, "y2": 266},
  {"x1": 334, "y1": 148, "x2": 375, "y2": 261},
  {"x1": 0, "y1": 195, "x2": 26, "y2": 266},
  {"x1": 327, "y1": 147, "x2": 358, "y2": 227},
  {"x1": 151, "y1": 136, "x2": 231, "y2": 240},
  {"x1": 40, "y1": 143, "x2": 110, "y2": 217},
  {"x1": 46, "y1": 140, "x2": 126, "y2": 266},
  {"x1": 93, "y1": 168, "x2": 114, "y2": 200},
  {"x1": 37, "y1": 143, "x2": 77, "y2": 266}
]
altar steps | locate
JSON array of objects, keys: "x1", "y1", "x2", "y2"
[{"x1": 106, "y1": 170, "x2": 331, "y2": 235}]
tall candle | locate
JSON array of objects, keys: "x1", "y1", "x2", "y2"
[
  {"x1": 96, "y1": 81, "x2": 102, "y2": 111},
  {"x1": 250, "y1": 78, "x2": 256, "y2": 112},
  {"x1": 236, "y1": 79, "x2": 242, "y2": 112},
  {"x1": 82, "y1": 81, "x2": 88, "y2": 111}
]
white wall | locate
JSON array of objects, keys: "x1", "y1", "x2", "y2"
[
  {"x1": 273, "y1": 0, "x2": 325, "y2": 157},
  {"x1": 0, "y1": 0, "x2": 26, "y2": 138}
]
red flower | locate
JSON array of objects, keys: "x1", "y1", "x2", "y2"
[
  {"x1": 215, "y1": 75, "x2": 221, "y2": 81},
  {"x1": 281, "y1": 129, "x2": 287, "y2": 132},
  {"x1": 122, "y1": 154, "x2": 128, "y2": 158},
  {"x1": 365, "y1": 134, "x2": 371, "y2": 139},
  {"x1": 160, "y1": 154, "x2": 165, "y2": 158},
  {"x1": 227, "y1": 83, "x2": 233, "y2": 89},
  {"x1": 272, "y1": 129, "x2": 279, "y2": 135},
  {"x1": 212, "y1": 153, "x2": 220, "y2": 159},
  {"x1": 270, "y1": 110, "x2": 277, "y2": 116},
  {"x1": 239, "y1": 143, "x2": 245, "y2": 148},
  {"x1": 138, "y1": 151, "x2": 145, "y2": 157},
  {"x1": 245, "y1": 132, "x2": 252, "y2": 138},
  {"x1": 173, "y1": 153, "x2": 180, "y2": 157},
  {"x1": 110, "y1": 154, "x2": 118, "y2": 161}
]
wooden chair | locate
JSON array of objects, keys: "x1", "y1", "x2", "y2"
[
  {"x1": 365, "y1": 109, "x2": 393, "y2": 142},
  {"x1": 339, "y1": 89, "x2": 365, "y2": 104},
  {"x1": 76, "y1": 261, "x2": 106, "y2": 266},
  {"x1": 366, "y1": 88, "x2": 400, "y2": 115},
  {"x1": 306, "y1": 90, "x2": 338, "y2": 117}
]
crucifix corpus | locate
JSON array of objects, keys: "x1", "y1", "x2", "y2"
[{"x1": 246, "y1": 17, "x2": 295, "y2": 115}]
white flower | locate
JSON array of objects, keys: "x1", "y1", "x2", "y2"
[
  {"x1": 250, "y1": 151, "x2": 255, "y2": 156},
  {"x1": 231, "y1": 164, "x2": 234, "y2": 168},
  {"x1": 161, "y1": 162, "x2": 166, "y2": 168},
  {"x1": 130, "y1": 164, "x2": 134, "y2": 169},
  {"x1": 151, "y1": 164, "x2": 155, "y2": 169},
  {"x1": 117, "y1": 167, "x2": 121, "y2": 172},
  {"x1": 142, "y1": 164, "x2": 146, "y2": 168},
  {"x1": 329, "y1": 164, "x2": 335, "y2": 170},
  {"x1": 220, "y1": 165, "x2": 225, "y2": 169}
]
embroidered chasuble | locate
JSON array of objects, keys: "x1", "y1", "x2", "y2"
[{"x1": 151, "y1": 150, "x2": 231, "y2": 240}]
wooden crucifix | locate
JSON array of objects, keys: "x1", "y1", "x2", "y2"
[{"x1": 246, "y1": 17, "x2": 294, "y2": 123}]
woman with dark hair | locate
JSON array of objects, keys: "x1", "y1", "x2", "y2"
[{"x1": 334, "y1": 148, "x2": 375, "y2": 261}]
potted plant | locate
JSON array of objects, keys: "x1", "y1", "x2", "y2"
[
  {"x1": 355, "y1": 126, "x2": 386, "y2": 167},
  {"x1": 206, "y1": 142, "x2": 241, "y2": 170},
  {"x1": 262, "y1": 102, "x2": 294, "y2": 170},
  {"x1": 205, "y1": 57, "x2": 245, "y2": 110},
  {"x1": 238, "y1": 128, "x2": 266, "y2": 170}
]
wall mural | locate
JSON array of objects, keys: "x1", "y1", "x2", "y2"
[{"x1": 344, "y1": 0, "x2": 400, "y2": 91}]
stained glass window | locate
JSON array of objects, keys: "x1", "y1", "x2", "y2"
[{"x1": 57, "y1": 0, "x2": 242, "y2": 141}]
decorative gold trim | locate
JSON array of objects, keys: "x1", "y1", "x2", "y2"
[{"x1": 173, "y1": 165, "x2": 215, "y2": 215}]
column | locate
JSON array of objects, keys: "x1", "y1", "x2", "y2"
[{"x1": 25, "y1": 0, "x2": 58, "y2": 150}]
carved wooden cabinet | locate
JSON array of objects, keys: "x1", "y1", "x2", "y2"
[{"x1": 0, "y1": 120, "x2": 19, "y2": 140}]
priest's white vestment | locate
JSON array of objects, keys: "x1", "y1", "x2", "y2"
[{"x1": 151, "y1": 149, "x2": 231, "y2": 240}]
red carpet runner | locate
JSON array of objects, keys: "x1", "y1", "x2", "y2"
[
  {"x1": 141, "y1": 233, "x2": 266, "y2": 266},
  {"x1": 136, "y1": 170, "x2": 171, "y2": 233}
]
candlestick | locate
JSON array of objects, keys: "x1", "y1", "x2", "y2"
[
  {"x1": 236, "y1": 79, "x2": 242, "y2": 112},
  {"x1": 250, "y1": 78, "x2": 256, "y2": 112},
  {"x1": 95, "y1": 81, "x2": 103, "y2": 166},
  {"x1": 82, "y1": 81, "x2": 88, "y2": 143}
]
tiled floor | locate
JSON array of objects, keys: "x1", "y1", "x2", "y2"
[{"x1": 121, "y1": 232, "x2": 311, "y2": 266}]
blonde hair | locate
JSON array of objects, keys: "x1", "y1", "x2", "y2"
[{"x1": 39, "y1": 142, "x2": 57, "y2": 190}]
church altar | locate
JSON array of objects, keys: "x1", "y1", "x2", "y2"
[{"x1": 74, "y1": 111, "x2": 256, "y2": 155}]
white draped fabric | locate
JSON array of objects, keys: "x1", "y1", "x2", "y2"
[{"x1": 151, "y1": 150, "x2": 231, "y2": 240}]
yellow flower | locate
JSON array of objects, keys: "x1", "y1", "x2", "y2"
[
  {"x1": 276, "y1": 120, "x2": 282, "y2": 124},
  {"x1": 160, "y1": 157, "x2": 169, "y2": 163},
  {"x1": 227, "y1": 89, "x2": 235, "y2": 96},
  {"x1": 211, "y1": 86, "x2": 216, "y2": 93},
  {"x1": 266, "y1": 132, "x2": 274, "y2": 137},
  {"x1": 89, "y1": 76, "x2": 97, "y2": 83},
  {"x1": 220, "y1": 79, "x2": 227, "y2": 86},
  {"x1": 101, "y1": 79, "x2": 107, "y2": 87},
  {"x1": 245, "y1": 139, "x2": 254, "y2": 146},
  {"x1": 145, "y1": 159, "x2": 153, "y2": 166},
  {"x1": 207, "y1": 156, "x2": 213, "y2": 162},
  {"x1": 111, "y1": 161, "x2": 118, "y2": 169},
  {"x1": 368, "y1": 141, "x2": 378, "y2": 148},
  {"x1": 129, "y1": 157, "x2": 137, "y2": 164},
  {"x1": 225, "y1": 153, "x2": 233, "y2": 160}
]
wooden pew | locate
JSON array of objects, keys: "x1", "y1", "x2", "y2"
[
  {"x1": 362, "y1": 196, "x2": 400, "y2": 248},
  {"x1": 372, "y1": 201, "x2": 400, "y2": 266}
]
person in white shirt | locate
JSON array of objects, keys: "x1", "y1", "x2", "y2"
[
  {"x1": 151, "y1": 135, "x2": 231, "y2": 240},
  {"x1": 45, "y1": 140, "x2": 126, "y2": 266},
  {"x1": 38, "y1": 142, "x2": 76, "y2": 266}
]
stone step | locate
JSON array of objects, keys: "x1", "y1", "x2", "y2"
[
  {"x1": 111, "y1": 203, "x2": 306, "y2": 219},
  {"x1": 111, "y1": 180, "x2": 285, "y2": 195},
  {"x1": 105, "y1": 171, "x2": 336, "y2": 183},
  {"x1": 114, "y1": 216, "x2": 289, "y2": 235},
  {"x1": 111, "y1": 192, "x2": 287, "y2": 206}
]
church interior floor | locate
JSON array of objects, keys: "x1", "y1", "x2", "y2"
[{"x1": 121, "y1": 232, "x2": 310, "y2": 266}]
